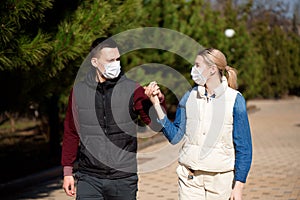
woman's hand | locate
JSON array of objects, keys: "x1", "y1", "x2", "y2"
[
  {"x1": 230, "y1": 181, "x2": 244, "y2": 200},
  {"x1": 144, "y1": 81, "x2": 166, "y2": 120},
  {"x1": 144, "y1": 81, "x2": 161, "y2": 105}
]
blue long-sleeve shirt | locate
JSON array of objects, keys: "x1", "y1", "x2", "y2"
[{"x1": 158, "y1": 91, "x2": 252, "y2": 183}]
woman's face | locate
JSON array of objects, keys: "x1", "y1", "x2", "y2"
[{"x1": 194, "y1": 55, "x2": 210, "y2": 78}]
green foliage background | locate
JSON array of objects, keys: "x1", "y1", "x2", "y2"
[{"x1": 0, "y1": 0, "x2": 299, "y2": 147}]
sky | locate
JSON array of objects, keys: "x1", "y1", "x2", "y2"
[
  {"x1": 209, "y1": 0, "x2": 299, "y2": 18},
  {"x1": 250, "y1": 0, "x2": 299, "y2": 18}
]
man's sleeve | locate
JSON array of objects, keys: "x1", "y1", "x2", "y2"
[
  {"x1": 133, "y1": 83, "x2": 166, "y2": 130},
  {"x1": 61, "y1": 89, "x2": 80, "y2": 176}
]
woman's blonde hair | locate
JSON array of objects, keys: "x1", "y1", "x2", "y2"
[{"x1": 198, "y1": 48, "x2": 238, "y2": 89}]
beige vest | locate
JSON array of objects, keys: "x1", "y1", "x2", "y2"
[{"x1": 179, "y1": 78, "x2": 238, "y2": 172}]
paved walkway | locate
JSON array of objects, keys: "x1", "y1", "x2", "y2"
[{"x1": 3, "y1": 98, "x2": 300, "y2": 200}]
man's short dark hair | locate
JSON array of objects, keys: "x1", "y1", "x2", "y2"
[{"x1": 90, "y1": 37, "x2": 118, "y2": 58}]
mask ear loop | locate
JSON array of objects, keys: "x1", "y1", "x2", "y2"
[
  {"x1": 91, "y1": 59, "x2": 106, "y2": 81},
  {"x1": 208, "y1": 64, "x2": 218, "y2": 76}
]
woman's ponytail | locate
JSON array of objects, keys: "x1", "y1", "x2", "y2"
[{"x1": 225, "y1": 66, "x2": 238, "y2": 89}]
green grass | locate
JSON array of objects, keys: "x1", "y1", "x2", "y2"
[{"x1": 0, "y1": 119, "x2": 39, "y2": 133}]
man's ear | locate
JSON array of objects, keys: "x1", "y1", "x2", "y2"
[{"x1": 91, "y1": 57, "x2": 98, "y2": 67}]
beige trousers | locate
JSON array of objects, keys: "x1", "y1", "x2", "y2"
[{"x1": 176, "y1": 164, "x2": 234, "y2": 200}]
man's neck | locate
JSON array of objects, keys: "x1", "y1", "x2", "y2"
[{"x1": 96, "y1": 70, "x2": 106, "y2": 83}]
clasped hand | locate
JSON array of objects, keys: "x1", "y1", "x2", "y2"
[{"x1": 144, "y1": 81, "x2": 163, "y2": 105}]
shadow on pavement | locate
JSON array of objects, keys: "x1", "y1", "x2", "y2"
[{"x1": 0, "y1": 167, "x2": 62, "y2": 199}]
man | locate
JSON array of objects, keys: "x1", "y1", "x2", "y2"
[{"x1": 62, "y1": 37, "x2": 164, "y2": 199}]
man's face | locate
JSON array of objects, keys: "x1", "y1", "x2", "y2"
[{"x1": 92, "y1": 47, "x2": 120, "y2": 72}]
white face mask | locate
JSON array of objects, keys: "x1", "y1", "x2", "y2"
[
  {"x1": 101, "y1": 61, "x2": 121, "y2": 79},
  {"x1": 191, "y1": 65, "x2": 207, "y2": 86}
]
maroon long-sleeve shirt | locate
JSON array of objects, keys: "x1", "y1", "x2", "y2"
[{"x1": 61, "y1": 83, "x2": 162, "y2": 176}]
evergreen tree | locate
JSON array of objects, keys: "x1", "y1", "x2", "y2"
[
  {"x1": 0, "y1": 0, "x2": 145, "y2": 154},
  {"x1": 1, "y1": 0, "x2": 300, "y2": 156},
  {"x1": 0, "y1": 0, "x2": 54, "y2": 133},
  {"x1": 220, "y1": 0, "x2": 265, "y2": 98},
  {"x1": 249, "y1": 2, "x2": 300, "y2": 98}
]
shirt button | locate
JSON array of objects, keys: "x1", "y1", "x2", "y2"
[{"x1": 203, "y1": 132, "x2": 206, "y2": 135}]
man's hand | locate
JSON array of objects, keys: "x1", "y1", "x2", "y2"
[
  {"x1": 63, "y1": 175, "x2": 76, "y2": 197},
  {"x1": 144, "y1": 81, "x2": 161, "y2": 105},
  {"x1": 230, "y1": 181, "x2": 244, "y2": 200},
  {"x1": 156, "y1": 87, "x2": 164, "y2": 103}
]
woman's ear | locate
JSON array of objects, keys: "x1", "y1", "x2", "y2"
[
  {"x1": 91, "y1": 57, "x2": 98, "y2": 67},
  {"x1": 210, "y1": 65, "x2": 218, "y2": 75}
]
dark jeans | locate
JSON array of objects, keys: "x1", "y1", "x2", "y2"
[{"x1": 75, "y1": 172, "x2": 138, "y2": 200}]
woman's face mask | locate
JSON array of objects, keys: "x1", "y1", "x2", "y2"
[{"x1": 191, "y1": 65, "x2": 207, "y2": 86}]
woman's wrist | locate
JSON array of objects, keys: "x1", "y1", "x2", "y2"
[{"x1": 153, "y1": 104, "x2": 166, "y2": 120}]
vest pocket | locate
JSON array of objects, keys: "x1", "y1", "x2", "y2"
[{"x1": 221, "y1": 139, "x2": 234, "y2": 156}]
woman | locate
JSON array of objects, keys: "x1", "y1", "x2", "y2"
[{"x1": 145, "y1": 48, "x2": 252, "y2": 200}]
